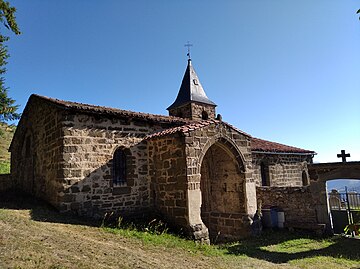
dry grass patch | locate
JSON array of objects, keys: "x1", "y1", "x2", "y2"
[{"x1": 0, "y1": 193, "x2": 360, "y2": 269}]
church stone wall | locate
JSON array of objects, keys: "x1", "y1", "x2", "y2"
[
  {"x1": 10, "y1": 99, "x2": 63, "y2": 206},
  {"x1": 148, "y1": 135, "x2": 188, "y2": 228},
  {"x1": 252, "y1": 153, "x2": 311, "y2": 187},
  {"x1": 57, "y1": 112, "x2": 166, "y2": 217},
  {"x1": 169, "y1": 103, "x2": 215, "y2": 121},
  {"x1": 256, "y1": 186, "x2": 318, "y2": 224}
]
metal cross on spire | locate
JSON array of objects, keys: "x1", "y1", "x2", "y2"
[
  {"x1": 337, "y1": 150, "x2": 351, "y2": 163},
  {"x1": 184, "y1": 41, "x2": 193, "y2": 60}
]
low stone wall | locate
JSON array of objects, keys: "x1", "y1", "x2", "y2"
[
  {"x1": 0, "y1": 174, "x2": 13, "y2": 192},
  {"x1": 256, "y1": 186, "x2": 317, "y2": 224}
]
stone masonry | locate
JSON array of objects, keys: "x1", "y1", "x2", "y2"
[
  {"x1": 256, "y1": 186, "x2": 318, "y2": 224},
  {"x1": 252, "y1": 153, "x2": 312, "y2": 187},
  {"x1": 168, "y1": 102, "x2": 216, "y2": 121},
  {"x1": 9, "y1": 58, "x2": 317, "y2": 243}
]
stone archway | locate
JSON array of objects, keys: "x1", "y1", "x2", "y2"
[
  {"x1": 308, "y1": 162, "x2": 360, "y2": 233},
  {"x1": 200, "y1": 140, "x2": 247, "y2": 241}
]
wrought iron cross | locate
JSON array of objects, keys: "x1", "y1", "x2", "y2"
[
  {"x1": 337, "y1": 150, "x2": 350, "y2": 163},
  {"x1": 184, "y1": 41, "x2": 193, "y2": 60}
]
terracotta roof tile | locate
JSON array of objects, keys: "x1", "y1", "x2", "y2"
[
  {"x1": 146, "y1": 123, "x2": 314, "y2": 155},
  {"x1": 251, "y1": 137, "x2": 315, "y2": 154},
  {"x1": 31, "y1": 94, "x2": 315, "y2": 154},
  {"x1": 145, "y1": 120, "x2": 252, "y2": 140},
  {"x1": 145, "y1": 120, "x2": 217, "y2": 139},
  {"x1": 31, "y1": 94, "x2": 189, "y2": 124}
]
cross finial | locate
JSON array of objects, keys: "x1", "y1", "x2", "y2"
[
  {"x1": 184, "y1": 41, "x2": 193, "y2": 60},
  {"x1": 337, "y1": 150, "x2": 350, "y2": 163}
]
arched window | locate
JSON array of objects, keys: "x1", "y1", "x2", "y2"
[
  {"x1": 202, "y1": 111, "x2": 209, "y2": 120},
  {"x1": 261, "y1": 162, "x2": 269, "y2": 186},
  {"x1": 113, "y1": 148, "x2": 127, "y2": 185},
  {"x1": 302, "y1": 171, "x2": 309, "y2": 186}
]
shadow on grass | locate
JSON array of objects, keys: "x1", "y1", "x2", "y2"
[
  {"x1": 225, "y1": 229, "x2": 360, "y2": 263},
  {"x1": 0, "y1": 189, "x2": 100, "y2": 227}
]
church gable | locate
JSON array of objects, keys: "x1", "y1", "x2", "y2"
[{"x1": 10, "y1": 94, "x2": 64, "y2": 205}]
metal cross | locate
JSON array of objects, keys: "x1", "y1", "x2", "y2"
[
  {"x1": 184, "y1": 41, "x2": 193, "y2": 60},
  {"x1": 337, "y1": 150, "x2": 350, "y2": 163}
]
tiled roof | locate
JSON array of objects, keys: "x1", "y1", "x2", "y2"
[
  {"x1": 251, "y1": 137, "x2": 315, "y2": 154},
  {"x1": 31, "y1": 94, "x2": 189, "y2": 124},
  {"x1": 145, "y1": 120, "x2": 218, "y2": 139},
  {"x1": 30, "y1": 94, "x2": 315, "y2": 154},
  {"x1": 146, "y1": 122, "x2": 314, "y2": 154},
  {"x1": 145, "y1": 120, "x2": 251, "y2": 140}
]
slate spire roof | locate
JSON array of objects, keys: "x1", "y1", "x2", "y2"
[{"x1": 167, "y1": 59, "x2": 216, "y2": 110}]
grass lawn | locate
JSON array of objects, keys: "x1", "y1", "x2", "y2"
[{"x1": 0, "y1": 192, "x2": 360, "y2": 269}]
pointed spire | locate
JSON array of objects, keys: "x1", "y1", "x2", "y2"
[{"x1": 167, "y1": 59, "x2": 216, "y2": 110}]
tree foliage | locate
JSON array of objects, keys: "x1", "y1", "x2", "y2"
[
  {"x1": 357, "y1": 9, "x2": 360, "y2": 20},
  {"x1": 0, "y1": 0, "x2": 20, "y2": 123}
]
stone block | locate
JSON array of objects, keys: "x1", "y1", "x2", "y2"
[
  {"x1": 71, "y1": 186, "x2": 80, "y2": 193},
  {"x1": 112, "y1": 186, "x2": 131, "y2": 195},
  {"x1": 62, "y1": 194, "x2": 75, "y2": 203}
]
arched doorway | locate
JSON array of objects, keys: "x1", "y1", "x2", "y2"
[{"x1": 200, "y1": 141, "x2": 246, "y2": 241}]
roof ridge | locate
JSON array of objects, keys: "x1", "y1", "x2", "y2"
[
  {"x1": 145, "y1": 119, "x2": 251, "y2": 140},
  {"x1": 30, "y1": 94, "x2": 190, "y2": 124}
]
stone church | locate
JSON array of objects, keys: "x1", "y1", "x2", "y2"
[{"x1": 9, "y1": 58, "x2": 315, "y2": 242}]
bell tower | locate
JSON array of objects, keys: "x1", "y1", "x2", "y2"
[{"x1": 167, "y1": 58, "x2": 216, "y2": 121}]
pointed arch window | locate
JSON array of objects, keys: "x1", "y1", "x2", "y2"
[{"x1": 113, "y1": 148, "x2": 127, "y2": 186}]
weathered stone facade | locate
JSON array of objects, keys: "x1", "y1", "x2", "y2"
[
  {"x1": 9, "y1": 59, "x2": 317, "y2": 242},
  {"x1": 184, "y1": 122, "x2": 254, "y2": 241},
  {"x1": 10, "y1": 97, "x2": 63, "y2": 206},
  {"x1": 168, "y1": 102, "x2": 216, "y2": 121},
  {"x1": 256, "y1": 186, "x2": 318, "y2": 224},
  {"x1": 58, "y1": 112, "x2": 155, "y2": 216},
  {"x1": 252, "y1": 153, "x2": 312, "y2": 187}
]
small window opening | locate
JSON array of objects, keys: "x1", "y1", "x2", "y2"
[
  {"x1": 302, "y1": 171, "x2": 309, "y2": 186},
  {"x1": 261, "y1": 162, "x2": 269, "y2": 186},
  {"x1": 193, "y1": 79, "x2": 198, "y2": 85},
  {"x1": 202, "y1": 111, "x2": 209, "y2": 120},
  {"x1": 113, "y1": 148, "x2": 127, "y2": 186}
]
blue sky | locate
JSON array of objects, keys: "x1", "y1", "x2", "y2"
[
  {"x1": 4, "y1": 0, "x2": 360, "y2": 163},
  {"x1": 327, "y1": 179, "x2": 360, "y2": 193}
]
